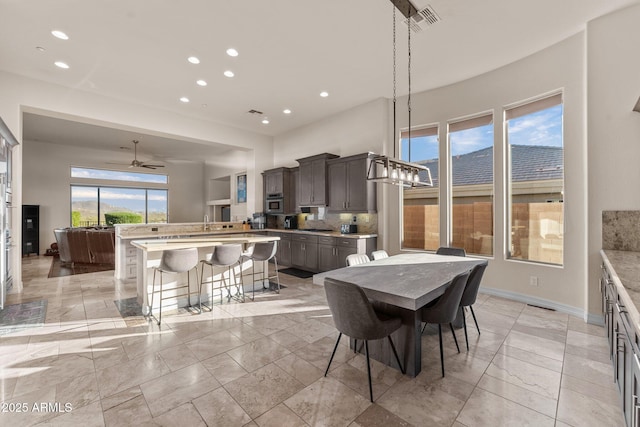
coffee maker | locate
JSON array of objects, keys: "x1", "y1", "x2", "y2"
[
  {"x1": 251, "y1": 212, "x2": 266, "y2": 229},
  {"x1": 284, "y1": 215, "x2": 298, "y2": 230}
]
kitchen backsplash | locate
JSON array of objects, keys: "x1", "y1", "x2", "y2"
[
  {"x1": 602, "y1": 210, "x2": 640, "y2": 251},
  {"x1": 272, "y1": 212, "x2": 377, "y2": 234}
]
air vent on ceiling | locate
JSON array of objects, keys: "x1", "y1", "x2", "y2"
[
  {"x1": 407, "y1": 5, "x2": 441, "y2": 33},
  {"x1": 247, "y1": 109, "x2": 263, "y2": 115}
]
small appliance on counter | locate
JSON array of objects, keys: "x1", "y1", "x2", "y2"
[
  {"x1": 284, "y1": 215, "x2": 298, "y2": 230},
  {"x1": 340, "y1": 224, "x2": 358, "y2": 234},
  {"x1": 251, "y1": 212, "x2": 267, "y2": 229}
]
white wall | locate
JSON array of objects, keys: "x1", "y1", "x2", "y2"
[
  {"x1": 22, "y1": 139, "x2": 204, "y2": 251},
  {"x1": 204, "y1": 149, "x2": 252, "y2": 221},
  {"x1": 587, "y1": 4, "x2": 640, "y2": 316}
]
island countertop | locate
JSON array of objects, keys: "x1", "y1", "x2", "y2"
[{"x1": 131, "y1": 234, "x2": 279, "y2": 252}]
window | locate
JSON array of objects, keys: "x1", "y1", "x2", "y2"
[
  {"x1": 448, "y1": 114, "x2": 494, "y2": 256},
  {"x1": 505, "y1": 93, "x2": 563, "y2": 265},
  {"x1": 70, "y1": 167, "x2": 168, "y2": 226},
  {"x1": 401, "y1": 125, "x2": 439, "y2": 251}
]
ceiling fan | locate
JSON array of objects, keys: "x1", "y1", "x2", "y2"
[{"x1": 108, "y1": 140, "x2": 164, "y2": 169}]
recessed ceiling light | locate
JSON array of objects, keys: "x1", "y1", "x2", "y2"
[
  {"x1": 224, "y1": 70, "x2": 234, "y2": 78},
  {"x1": 196, "y1": 79, "x2": 207, "y2": 86},
  {"x1": 187, "y1": 56, "x2": 200, "y2": 64},
  {"x1": 262, "y1": 118, "x2": 270, "y2": 124},
  {"x1": 54, "y1": 61, "x2": 69, "y2": 69},
  {"x1": 226, "y1": 48, "x2": 239, "y2": 57},
  {"x1": 202, "y1": 104, "x2": 208, "y2": 108},
  {"x1": 283, "y1": 109, "x2": 292, "y2": 114},
  {"x1": 51, "y1": 30, "x2": 69, "y2": 40},
  {"x1": 320, "y1": 91, "x2": 329, "y2": 97},
  {"x1": 35, "y1": 46, "x2": 46, "y2": 52},
  {"x1": 179, "y1": 97, "x2": 190, "y2": 103}
]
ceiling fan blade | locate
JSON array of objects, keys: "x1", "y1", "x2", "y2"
[{"x1": 142, "y1": 164, "x2": 164, "y2": 169}]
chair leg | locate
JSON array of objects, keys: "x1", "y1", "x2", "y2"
[
  {"x1": 354, "y1": 339, "x2": 357, "y2": 354},
  {"x1": 365, "y1": 340, "x2": 373, "y2": 403},
  {"x1": 273, "y1": 256, "x2": 280, "y2": 293},
  {"x1": 470, "y1": 305, "x2": 480, "y2": 335},
  {"x1": 420, "y1": 322, "x2": 427, "y2": 335},
  {"x1": 462, "y1": 307, "x2": 469, "y2": 352},
  {"x1": 324, "y1": 333, "x2": 342, "y2": 377},
  {"x1": 251, "y1": 259, "x2": 256, "y2": 301},
  {"x1": 158, "y1": 272, "x2": 163, "y2": 325},
  {"x1": 149, "y1": 269, "x2": 157, "y2": 320},
  {"x1": 449, "y1": 323, "x2": 460, "y2": 353},
  {"x1": 387, "y1": 335, "x2": 405, "y2": 374},
  {"x1": 236, "y1": 261, "x2": 245, "y2": 303},
  {"x1": 438, "y1": 324, "x2": 445, "y2": 377}
]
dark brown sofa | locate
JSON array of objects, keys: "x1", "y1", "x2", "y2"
[{"x1": 53, "y1": 227, "x2": 115, "y2": 265}]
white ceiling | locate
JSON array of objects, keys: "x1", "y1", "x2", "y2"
[{"x1": 2, "y1": 0, "x2": 638, "y2": 160}]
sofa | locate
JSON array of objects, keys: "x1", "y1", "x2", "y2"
[{"x1": 53, "y1": 227, "x2": 115, "y2": 265}]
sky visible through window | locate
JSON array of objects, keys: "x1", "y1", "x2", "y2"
[
  {"x1": 71, "y1": 167, "x2": 167, "y2": 184},
  {"x1": 400, "y1": 105, "x2": 563, "y2": 162}
]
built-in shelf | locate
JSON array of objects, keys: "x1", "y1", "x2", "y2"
[{"x1": 207, "y1": 198, "x2": 231, "y2": 206}]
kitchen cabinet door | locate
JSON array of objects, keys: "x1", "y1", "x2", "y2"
[
  {"x1": 630, "y1": 352, "x2": 640, "y2": 427},
  {"x1": 346, "y1": 157, "x2": 367, "y2": 211},
  {"x1": 328, "y1": 161, "x2": 347, "y2": 211},
  {"x1": 265, "y1": 170, "x2": 283, "y2": 194},
  {"x1": 298, "y1": 161, "x2": 313, "y2": 206},
  {"x1": 291, "y1": 240, "x2": 306, "y2": 269},
  {"x1": 277, "y1": 238, "x2": 291, "y2": 267},
  {"x1": 318, "y1": 244, "x2": 338, "y2": 272}
]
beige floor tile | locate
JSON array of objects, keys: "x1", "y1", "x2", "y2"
[
  {"x1": 192, "y1": 387, "x2": 252, "y2": 426},
  {"x1": 184, "y1": 329, "x2": 245, "y2": 360},
  {"x1": 253, "y1": 403, "x2": 307, "y2": 427},
  {"x1": 556, "y1": 387, "x2": 625, "y2": 427},
  {"x1": 503, "y1": 330, "x2": 565, "y2": 361},
  {"x1": 560, "y1": 374, "x2": 618, "y2": 405},
  {"x1": 294, "y1": 336, "x2": 355, "y2": 371},
  {"x1": 37, "y1": 400, "x2": 105, "y2": 427},
  {"x1": 102, "y1": 394, "x2": 154, "y2": 427},
  {"x1": 226, "y1": 336, "x2": 291, "y2": 372},
  {"x1": 269, "y1": 329, "x2": 314, "y2": 352},
  {"x1": 95, "y1": 352, "x2": 171, "y2": 398},
  {"x1": 486, "y1": 352, "x2": 561, "y2": 399},
  {"x1": 201, "y1": 353, "x2": 248, "y2": 385},
  {"x1": 152, "y1": 402, "x2": 206, "y2": 427},
  {"x1": 497, "y1": 343, "x2": 563, "y2": 373},
  {"x1": 224, "y1": 363, "x2": 305, "y2": 419},
  {"x1": 287, "y1": 318, "x2": 337, "y2": 344},
  {"x1": 285, "y1": 376, "x2": 371, "y2": 426},
  {"x1": 566, "y1": 330, "x2": 609, "y2": 355},
  {"x1": 567, "y1": 316, "x2": 605, "y2": 337},
  {"x1": 477, "y1": 374, "x2": 558, "y2": 418},
  {"x1": 157, "y1": 344, "x2": 199, "y2": 372},
  {"x1": 347, "y1": 353, "x2": 402, "y2": 387},
  {"x1": 274, "y1": 353, "x2": 325, "y2": 387},
  {"x1": 13, "y1": 353, "x2": 95, "y2": 398},
  {"x1": 140, "y1": 362, "x2": 221, "y2": 417},
  {"x1": 377, "y1": 376, "x2": 467, "y2": 426},
  {"x1": 99, "y1": 386, "x2": 142, "y2": 412},
  {"x1": 562, "y1": 352, "x2": 613, "y2": 388},
  {"x1": 351, "y1": 404, "x2": 411, "y2": 427},
  {"x1": 456, "y1": 387, "x2": 555, "y2": 426},
  {"x1": 242, "y1": 314, "x2": 299, "y2": 336}
]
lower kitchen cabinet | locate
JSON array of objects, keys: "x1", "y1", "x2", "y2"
[
  {"x1": 291, "y1": 234, "x2": 318, "y2": 272},
  {"x1": 601, "y1": 256, "x2": 640, "y2": 427},
  {"x1": 269, "y1": 232, "x2": 292, "y2": 267}
]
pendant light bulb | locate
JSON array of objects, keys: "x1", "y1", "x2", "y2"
[{"x1": 391, "y1": 168, "x2": 399, "y2": 180}]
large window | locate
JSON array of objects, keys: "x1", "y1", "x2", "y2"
[
  {"x1": 70, "y1": 167, "x2": 168, "y2": 226},
  {"x1": 448, "y1": 114, "x2": 494, "y2": 256},
  {"x1": 401, "y1": 126, "x2": 439, "y2": 251},
  {"x1": 506, "y1": 93, "x2": 564, "y2": 265}
]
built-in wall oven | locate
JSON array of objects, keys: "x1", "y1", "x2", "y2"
[{"x1": 265, "y1": 193, "x2": 284, "y2": 214}]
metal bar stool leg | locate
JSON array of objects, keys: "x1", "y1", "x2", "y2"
[
  {"x1": 449, "y1": 323, "x2": 460, "y2": 353},
  {"x1": 324, "y1": 333, "x2": 342, "y2": 376},
  {"x1": 462, "y1": 307, "x2": 469, "y2": 351},
  {"x1": 365, "y1": 341, "x2": 373, "y2": 402}
]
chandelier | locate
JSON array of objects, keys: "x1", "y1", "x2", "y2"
[{"x1": 367, "y1": 0, "x2": 433, "y2": 188}]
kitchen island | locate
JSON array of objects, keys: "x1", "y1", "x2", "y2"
[{"x1": 131, "y1": 233, "x2": 279, "y2": 312}]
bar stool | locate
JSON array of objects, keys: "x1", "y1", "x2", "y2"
[
  {"x1": 242, "y1": 241, "x2": 280, "y2": 301},
  {"x1": 199, "y1": 244, "x2": 245, "y2": 308},
  {"x1": 148, "y1": 248, "x2": 199, "y2": 325}
]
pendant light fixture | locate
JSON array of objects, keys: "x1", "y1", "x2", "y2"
[{"x1": 367, "y1": 1, "x2": 433, "y2": 188}]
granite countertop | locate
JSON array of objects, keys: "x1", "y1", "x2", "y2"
[
  {"x1": 601, "y1": 249, "x2": 640, "y2": 331},
  {"x1": 131, "y1": 234, "x2": 279, "y2": 252},
  {"x1": 266, "y1": 229, "x2": 378, "y2": 239}
]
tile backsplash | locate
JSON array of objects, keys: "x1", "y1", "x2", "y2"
[
  {"x1": 602, "y1": 210, "x2": 640, "y2": 251},
  {"x1": 271, "y1": 210, "x2": 377, "y2": 234}
]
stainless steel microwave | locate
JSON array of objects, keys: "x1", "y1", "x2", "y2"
[{"x1": 265, "y1": 198, "x2": 283, "y2": 214}]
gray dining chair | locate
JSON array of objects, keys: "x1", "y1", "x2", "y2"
[
  {"x1": 346, "y1": 253, "x2": 370, "y2": 266},
  {"x1": 199, "y1": 243, "x2": 245, "y2": 308},
  {"x1": 149, "y1": 248, "x2": 199, "y2": 325},
  {"x1": 242, "y1": 241, "x2": 280, "y2": 300},
  {"x1": 324, "y1": 277, "x2": 405, "y2": 402},
  {"x1": 420, "y1": 271, "x2": 470, "y2": 377},
  {"x1": 436, "y1": 246, "x2": 466, "y2": 257},
  {"x1": 371, "y1": 250, "x2": 389, "y2": 260},
  {"x1": 460, "y1": 263, "x2": 487, "y2": 351}
]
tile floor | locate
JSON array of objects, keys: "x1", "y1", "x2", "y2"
[{"x1": 0, "y1": 256, "x2": 625, "y2": 426}]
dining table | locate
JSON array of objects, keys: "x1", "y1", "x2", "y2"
[{"x1": 313, "y1": 252, "x2": 488, "y2": 377}]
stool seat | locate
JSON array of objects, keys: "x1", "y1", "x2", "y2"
[
  {"x1": 199, "y1": 244, "x2": 244, "y2": 308},
  {"x1": 242, "y1": 241, "x2": 280, "y2": 300},
  {"x1": 148, "y1": 248, "x2": 199, "y2": 325}
]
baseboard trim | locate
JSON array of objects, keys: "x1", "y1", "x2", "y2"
[
  {"x1": 479, "y1": 286, "x2": 586, "y2": 320},
  {"x1": 586, "y1": 313, "x2": 605, "y2": 326}
]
